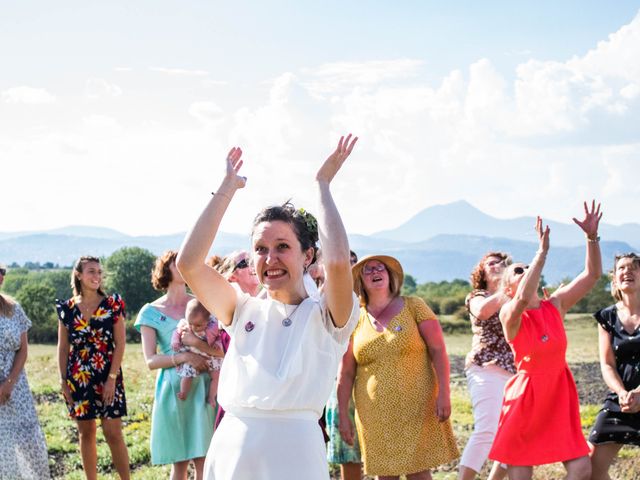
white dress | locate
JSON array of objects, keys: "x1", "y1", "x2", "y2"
[{"x1": 203, "y1": 284, "x2": 359, "y2": 480}]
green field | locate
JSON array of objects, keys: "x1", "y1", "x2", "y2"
[{"x1": 26, "y1": 315, "x2": 638, "y2": 479}]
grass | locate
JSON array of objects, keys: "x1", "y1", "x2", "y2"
[{"x1": 26, "y1": 315, "x2": 638, "y2": 479}]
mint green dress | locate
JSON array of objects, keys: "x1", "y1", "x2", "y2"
[{"x1": 135, "y1": 304, "x2": 215, "y2": 465}]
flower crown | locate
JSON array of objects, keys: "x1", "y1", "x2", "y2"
[{"x1": 296, "y1": 207, "x2": 318, "y2": 239}]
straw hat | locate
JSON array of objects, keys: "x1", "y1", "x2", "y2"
[{"x1": 352, "y1": 254, "x2": 404, "y2": 303}]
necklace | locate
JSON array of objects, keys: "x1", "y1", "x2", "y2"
[
  {"x1": 282, "y1": 301, "x2": 303, "y2": 327},
  {"x1": 367, "y1": 298, "x2": 397, "y2": 331}
]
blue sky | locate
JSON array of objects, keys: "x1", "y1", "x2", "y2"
[{"x1": 2, "y1": 1, "x2": 640, "y2": 236}]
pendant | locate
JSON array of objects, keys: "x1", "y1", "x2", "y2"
[
  {"x1": 244, "y1": 321, "x2": 255, "y2": 332},
  {"x1": 541, "y1": 334, "x2": 549, "y2": 342},
  {"x1": 282, "y1": 318, "x2": 292, "y2": 327}
]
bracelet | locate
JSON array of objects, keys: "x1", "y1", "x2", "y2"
[
  {"x1": 211, "y1": 191, "x2": 232, "y2": 200},
  {"x1": 587, "y1": 235, "x2": 600, "y2": 243},
  {"x1": 108, "y1": 373, "x2": 117, "y2": 380},
  {"x1": 5, "y1": 377, "x2": 13, "y2": 385},
  {"x1": 172, "y1": 354, "x2": 178, "y2": 367}
]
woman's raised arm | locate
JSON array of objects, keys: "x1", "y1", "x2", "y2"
[
  {"x1": 500, "y1": 217, "x2": 549, "y2": 341},
  {"x1": 316, "y1": 134, "x2": 358, "y2": 328},
  {"x1": 551, "y1": 200, "x2": 603, "y2": 315},
  {"x1": 177, "y1": 147, "x2": 246, "y2": 326}
]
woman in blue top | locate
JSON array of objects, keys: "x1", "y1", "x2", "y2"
[{"x1": 135, "y1": 250, "x2": 223, "y2": 480}]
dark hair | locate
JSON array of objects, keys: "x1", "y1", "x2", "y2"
[
  {"x1": 611, "y1": 253, "x2": 640, "y2": 301},
  {"x1": 71, "y1": 256, "x2": 106, "y2": 297},
  {"x1": 251, "y1": 202, "x2": 319, "y2": 261},
  {"x1": 470, "y1": 251, "x2": 511, "y2": 290},
  {"x1": 152, "y1": 250, "x2": 178, "y2": 291}
]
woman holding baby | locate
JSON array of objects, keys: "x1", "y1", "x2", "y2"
[{"x1": 135, "y1": 250, "x2": 223, "y2": 480}]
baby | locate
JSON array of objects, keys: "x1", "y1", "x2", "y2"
[{"x1": 171, "y1": 298, "x2": 223, "y2": 406}]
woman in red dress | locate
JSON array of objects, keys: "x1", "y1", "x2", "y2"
[{"x1": 489, "y1": 202, "x2": 602, "y2": 480}]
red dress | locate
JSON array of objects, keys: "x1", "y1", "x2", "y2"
[{"x1": 489, "y1": 301, "x2": 589, "y2": 465}]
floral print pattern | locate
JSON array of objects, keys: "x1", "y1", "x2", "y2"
[
  {"x1": 465, "y1": 290, "x2": 516, "y2": 374},
  {"x1": 0, "y1": 302, "x2": 50, "y2": 479},
  {"x1": 56, "y1": 294, "x2": 127, "y2": 420}
]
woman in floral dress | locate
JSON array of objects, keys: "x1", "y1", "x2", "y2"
[
  {"x1": 0, "y1": 264, "x2": 50, "y2": 479},
  {"x1": 56, "y1": 256, "x2": 130, "y2": 480}
]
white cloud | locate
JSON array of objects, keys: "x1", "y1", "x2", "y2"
[
  {"x1": 1, "y1": 86, "x2": 56, "y2": 104},
  {"x1": 150, "y1": 67, "x2": 209, "y2": 77},
  {"x1": 189, "y1": 101, "x2": 224, "y2": 126},
  {"x1": 302, "y1": 59, "x2": 424, "y2": 97},
  {"x1": 85, "y1": 78, "x2": 122, "y2": 99}
]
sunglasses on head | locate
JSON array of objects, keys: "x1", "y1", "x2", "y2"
[
  {"x1": 0, "y1": 268, "x2": 5, "y2": 275},
  {"x1": 363, "y1": 264, "x2": 386, "y2": 275},
  {"x1": 513, "y1": 265, "x2": 529, "y2": 275},
  {"x1": 233, "y1": 258, "x2": 249, "y2": 272}
]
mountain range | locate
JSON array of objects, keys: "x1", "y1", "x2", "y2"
[{"x1": 2, "y1": 201, "x2": 637, "y2": 284}]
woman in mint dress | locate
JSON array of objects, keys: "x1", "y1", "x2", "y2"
[{"x1": 135, "y1": 250, "x2": 222, "y2": 479}]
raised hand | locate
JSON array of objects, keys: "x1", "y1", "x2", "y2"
[
  {"x1": 535, "y1": 216, "x2": 550, "y2": 254},
  {"x1": 572, "y1": 200, "x2": 602, "y2": 239},
  {"x1": 224, "y1": 147, "x2": 246, "y2": 190},
  {"x1": 316, "y1": 134, "x2": 358, "y2": 184}
]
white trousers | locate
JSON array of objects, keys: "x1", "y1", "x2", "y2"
[{"x1": 459, "y1": 363, "x2": 513, "y2": 473}]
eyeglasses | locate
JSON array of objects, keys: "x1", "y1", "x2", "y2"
[
  {"x1": 513, "y1": 265, "x2": 529, "y2": 275},
  {"x1": 0, "y1": 268, "x2": 5, "y2": 275},
  {"x1": 233, "y1": 258, "x2": 249, "y2": 272},
  {"x1": 363, "y1": 264, "x2": 386, "y2": 275}
]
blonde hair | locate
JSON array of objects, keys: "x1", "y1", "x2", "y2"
[{"x1": 611, "y1": 253, "x2": 640, "y2": 302}]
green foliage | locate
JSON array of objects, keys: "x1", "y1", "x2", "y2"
[
  {"x1": 570, "y1": 275, "x2": 612, "y2": 314},
  {"x1": 402, "y1": 274, "x2": 417, "y2": 295},
  {"x1": 410, "y1": 278, "x2": 469, "y2": 316},
  {"x1": 103, "y1": 247, "x2": 157, "y2": 314},
  {"x1": 16, "y1": 282, "x2": 59, "y2": 343}
]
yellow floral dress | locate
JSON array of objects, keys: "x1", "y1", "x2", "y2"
[{"x1": 352, "y1": 296, "x2": 459, "y2": 476}]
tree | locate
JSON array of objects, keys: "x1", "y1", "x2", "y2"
[
  {"x1": 16, "y1": 282, "x2": 58, "y2": 343},
  {"x1": 103, "y1": 247, "x2": 158, "y2": 314},
  {"x1": 402, "y1": 274, "x2": 417, "y2": 295}
]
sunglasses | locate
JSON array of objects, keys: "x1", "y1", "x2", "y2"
[
  {"x1": 363, "y1": 264, "x2": 386, "y2": 275},
  {"x1": 513, "y1": 265, "x2": 529, "y2": 275},
  {"x1": 0, "y1": 268, "x2": 5, "y2": 275},
  {"x1": 233, "y1": 258, "x2": 249, "y2": 272}
]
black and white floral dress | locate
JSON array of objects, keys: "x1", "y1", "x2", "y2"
[{"x1": 0, "y1": 302, "x2": 50, "y2": 479}]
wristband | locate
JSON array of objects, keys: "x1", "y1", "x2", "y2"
[{"x1": 211, "y1": 191, "x2": 232, "y2": 200}]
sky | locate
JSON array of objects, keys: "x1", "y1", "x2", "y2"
[{"x1": 2, "y1": 1, "x2": 640, "y2": 237}]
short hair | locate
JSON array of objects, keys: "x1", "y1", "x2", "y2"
[
  {"x1": 185, "y1": 298, "x2": 210, "y2": 323},
  {"x1": 611, "y1": 253, "x2": 640, "y2": 302},
  {"x1": 151, "y1": 250, "x2": 177, "y2": 291},
  {"x1": 470, "y1": 252, "x2": 511, "y2": 290},
  {"x1": 71, "y1": 256, "x2": 106, "y2": 297},
  {"x1": 251, "y1": 202, "x2": 318, "y2": 262}
]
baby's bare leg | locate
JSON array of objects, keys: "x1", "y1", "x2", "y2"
[{"x1": 178, "y1": 376, "x2": 194, "y2": 401}]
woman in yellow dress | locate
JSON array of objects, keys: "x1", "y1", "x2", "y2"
[{"x1": 337, "y1": 254, "x2": 458, "y2": 479}]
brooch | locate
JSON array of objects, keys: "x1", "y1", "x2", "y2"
[
  {"x1": 244, "y1": 321, "x2": 255, "y2": 332},
  {"x1": 541, "y1": 334, "x2": 549, "y2": 342},
  {"x1": 394, "y1": 325, "x2": 402, "y2": 332},
  {"x1": 160, "y1": 315, "x2": 166, "y2": 322}
]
